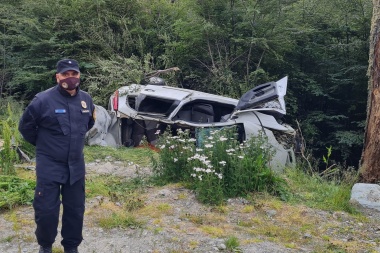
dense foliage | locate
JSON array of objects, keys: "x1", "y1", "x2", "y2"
[{"x1": 0, "y1": 0, "x2": 372, "y2": 168}]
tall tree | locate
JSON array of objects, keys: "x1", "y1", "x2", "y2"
[{"x1": 360, "y1": 0, "x2": 380, "y2": 182}]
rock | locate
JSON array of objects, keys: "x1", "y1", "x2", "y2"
[
  {"x1": 217, "y1": 243, "x2": 226, "y2": 250},
  {"x1": 266, "y1": 209, "x2": 277, "y2": 217},
  {"x1": 303, "y1": 233, "x2": 312, "y2": 239},
  {"x1": 350, "y1": 183, "x2": 380, "y2": 211},
  {"x1": 157, "y1": 189, "x2": 171, "y2": 197}
]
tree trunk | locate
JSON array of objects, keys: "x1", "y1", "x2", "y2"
[{"x1": 359, "y1": 1, "x2": 380, "y2": 183}]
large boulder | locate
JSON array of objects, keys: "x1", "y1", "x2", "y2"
[{"x1": 350, "y1": 183, "x2": 380, "y2": 211}]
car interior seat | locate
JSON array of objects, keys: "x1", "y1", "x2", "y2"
[{"x1": 191, "y1": 103, "x2": 214, "y2": 123}]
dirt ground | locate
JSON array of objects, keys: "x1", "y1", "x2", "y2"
[{"x1": 1, "y1": 161, "x2": 380, "y2": 253}]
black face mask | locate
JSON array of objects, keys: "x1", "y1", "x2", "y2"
[{"x1": 58, "y1": 77, "x2": 80, "y2": 90}]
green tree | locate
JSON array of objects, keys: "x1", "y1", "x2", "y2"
[{"x1": 281, "y1": 0, "x2": 371, "y2": 166}]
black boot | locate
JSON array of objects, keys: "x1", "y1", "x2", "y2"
[
  {"x1": 38, "y1": 246, "x2": 52, "y2": 253},
  {"x1": 64, "y1": 247, "x2": 79, "y2": 253}
]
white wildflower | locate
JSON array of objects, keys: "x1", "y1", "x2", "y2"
[
  {"x1": 174, "y1": 158, "x2": 178, "y2": 162},
  {"x1": 219, "y1": 161, "x2": 226, "y2": 166},
  {"x1": 205, "y1": 144, "x2": 213, "y2": 148},
  {"x1": 202, "y1": 159, "x2": 210, "y2": 165}
]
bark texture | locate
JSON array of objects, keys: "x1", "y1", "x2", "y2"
[{"x1": 360, "y1": 1, "x2": 380, "y2": 182}]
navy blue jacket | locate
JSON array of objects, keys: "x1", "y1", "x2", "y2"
[{"x1": 19, "y1": 85, "x2": 95, "y2": 185}]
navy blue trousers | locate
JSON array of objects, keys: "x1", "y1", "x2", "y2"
[{"x1": 33, "y1": 177, "x2": 85, "y2": 250}]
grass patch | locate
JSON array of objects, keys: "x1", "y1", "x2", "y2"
[
  {"x1": 183, "y1": 213, "x2": 205, "y2": 225},
  {"x1": 241, "y1": 205, "x2": 255, "y2": 213},
  {"x1": 0, "y1": 235, "x2": 15, "y2": 243},
  {"x1": 188, "y1": 240, "x2": 199, "y2": 249},
  {"x1": 52, "y1": 247, "x2": 64, "y2": 253},
  {"x1": 85, "y1": 174, "x2": 147, "y2": 202},
  {"x1": 14, "y1": 168, "x2": 35, "y2": 181},
  {"x1": 98, "y1": 210, "x2": 144, "y2": 229},
  {"x1": 84, "y1": 145, "x2": 156, "y2": 167},
  {"x1": 284, "y1": 167, "x2": 358, "y2": 213},
  {"x1": 139, "y1": 202, "x2": 174, "y2": 218},
  {"x1": 225, "y1": 235, "x2": 241, "y2": 251},
  {"x1": 200, "y1": 225, "x2": 226, "y2": 237}
]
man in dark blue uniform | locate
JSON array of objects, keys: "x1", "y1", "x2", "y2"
[{"x1": 19, "y1": 59, "x2": 95, "y2": 253}]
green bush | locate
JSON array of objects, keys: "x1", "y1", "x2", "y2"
[
  {"x1": 152, "y1": 127, "x2": 288, "y2": 205},
  {"x1": 0, "y1": 175, "x2": 36, "y2": 209}
]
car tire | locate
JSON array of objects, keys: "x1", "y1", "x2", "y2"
[{"x1": 121, "y1": 118, "x2": 134, "y2": 147}]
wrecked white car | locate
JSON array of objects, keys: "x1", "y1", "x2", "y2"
[{"x1": 86, "y1": 76, "x2": 296, "y2": 171}]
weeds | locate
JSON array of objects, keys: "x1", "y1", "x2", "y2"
[
  {"x1": 225, "y1": 236, "x2": 242, "y2": 252},
  {"x1": 0, "y1": 175, "x2": 35, "y2": 209}
]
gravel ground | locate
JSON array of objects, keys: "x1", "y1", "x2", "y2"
[{"x1": 1, "y1": 161, "x2": 380, "y2": 253}]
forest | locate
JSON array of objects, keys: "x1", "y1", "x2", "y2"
[{"x1": 0, "y1": 0, "x2": 373, "y2": 169}]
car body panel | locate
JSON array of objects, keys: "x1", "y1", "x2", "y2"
[{"x1": 140, "y1": 85, "x2": 192, "y2": 100}]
